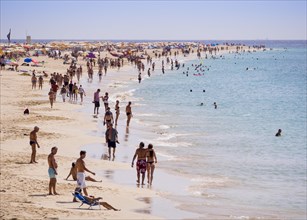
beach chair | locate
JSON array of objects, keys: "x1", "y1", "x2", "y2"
[{"x1": 72, "y1": 191, "x2": 102, "y2": 210}]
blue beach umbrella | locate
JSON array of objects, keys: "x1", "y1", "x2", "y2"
[{"x1": 24, "y1": 58, "x2": 32, "y2": 63}]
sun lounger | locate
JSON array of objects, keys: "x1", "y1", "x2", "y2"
[{"x1": 72, "y1": 191, "x2": 102, "y2": 210}]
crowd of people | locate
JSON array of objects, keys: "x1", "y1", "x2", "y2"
[{"x1": 22, "y1": 43, "x2": 268, "y2": 212}]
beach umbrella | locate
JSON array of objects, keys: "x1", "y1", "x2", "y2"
[
  {"x1": 87, "y1": 52, "x2": 96, "y2": 58},
  {"x1": 31, "y1": 59, "x2": 39, "y2": 64},
  {"x1": 24, "y1": 58, "x2": 32, "y2": 63}
]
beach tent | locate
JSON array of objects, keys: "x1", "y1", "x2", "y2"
[{"x1": 24, "y1": 58, "x2": 32, "y2": 63}]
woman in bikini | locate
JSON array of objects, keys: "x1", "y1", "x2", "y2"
[{"x1": 146, "y1": 144, "x2": 157, "y2": 185}]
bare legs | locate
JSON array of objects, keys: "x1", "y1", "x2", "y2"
[
  {"x1": 147, "y1": 163, "x2": 155, "y2": 185},
  {"x1": 48, "y1": 178, "x2": 58, "y2": 195},
  {"x1": 100, "y1": 202, "x2": 120, "y2": 211},
  {"x1": 30, "y1": 144, "x2": 37, "y2": 163},
  {"x1": 108, "y1": 147, "x2": 116, "y2": 160}
]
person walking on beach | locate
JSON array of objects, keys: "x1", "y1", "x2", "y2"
[
  {"x1": 93, "y1": 89, "x2": 102, "y2": 115},
  {"x1": 138, "y1": 73, "x2": 142, "y2": 83},
  {"x1": 78, "y1": 85, "x2": 86, "y2": 103},
  {"x1": 146, "y1": 144, "x2": 157, "y2": 185},
  {"x1": 31, "y1": 74, "x2": 37, "y2": 89},
  {"x1": 60, "y1": 85, "x2": 67, "y2": 102},
  {"x1": 104, "y1": 107, "x2": 114, "y2": 127},
  {"x1": 75, "y1": 150, "x2": 96, "y2": 196},
  {"x1": 103, "y1": 92, "x2": 109, "y2": 111},
  {"x1": 38, "y1": 75, "x2": 43, "y2": 90},
  {"x1": 213, "y1": 102, "x2": 217, "y2": 109},
  {"x1": 48, "y1": 88, "x2": 55, "y2": 108},
  {"x1": 66, "y1": 162, "x2": 101, "y2": 182},
  {"x1": 29, "y1": 126, "x2": 40, "y2": 163},
  {"x1": 48, "y1": 146, "x2": 59, "y2": 195},
  {"x1": 131, "y1": 142, "x2": 147, "y2": 185},
  {"x1": 126, "y1": 101, "x2": 132, "y2": 127},
  {"x1": 105, "y1": 123, "x2": 119, "y2": 160},
  {"x1": 115, "y1": 100, "x2": 120, "y2": 126}
]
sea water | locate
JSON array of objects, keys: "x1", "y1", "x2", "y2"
[{"x1": 129, "y1": 41, "x2": 306, "y2": 218}]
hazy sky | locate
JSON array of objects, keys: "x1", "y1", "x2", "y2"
[{"x1": 1, "y1": 0, "x2": 306, "y2": 40}]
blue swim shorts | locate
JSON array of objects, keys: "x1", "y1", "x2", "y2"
[{"x1": 48, "y1": 167, "x2": 57, "y2": 178}]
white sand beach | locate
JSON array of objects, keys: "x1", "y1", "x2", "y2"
[{"x1": 0, "y1": 43, "x2": 260, "y2": 219}]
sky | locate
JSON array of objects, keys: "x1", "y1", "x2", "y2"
[{"x1": 1, "y1": 0, "x2": 306, "y2": 40}]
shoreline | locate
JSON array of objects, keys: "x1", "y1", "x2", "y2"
[{"x1": 0, "y1": 43, "x2": 272, "y2": 219}]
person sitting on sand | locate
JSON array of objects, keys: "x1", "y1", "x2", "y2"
[
  {"x1": 131, "y1": 142, "x2": 147, "y2": 185},
  {"x1": 74, "y1": 187, "x2": 120, "y2": 211},
  {"x1": 66, "y1": 162, "x2": 102, "y2": 182}
]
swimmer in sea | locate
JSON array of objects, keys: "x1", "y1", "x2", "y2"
[{"x1": 275, "y1": 129, "x2": 282, "y2": 137}]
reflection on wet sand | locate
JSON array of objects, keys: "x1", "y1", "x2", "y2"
[
  {"x1": 135, "y1": 197, "x2": 152, "y2": 215},
  {"x1": 104, "y1": 170, "x2": 114, "y2": 180},
  {"x1": 124, "y1": 127, "x2": 129, "y2": 142},
  {"x1": 101, "y1": 153, "x2": 109, "y2": 160}
]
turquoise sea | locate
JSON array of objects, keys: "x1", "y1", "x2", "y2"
[
  {"x1": 79, "y1": 40, "x2": 306, "y2": 219},
  {"x1": 129, "y1": 41, "x2": 306, "y2": 218}
]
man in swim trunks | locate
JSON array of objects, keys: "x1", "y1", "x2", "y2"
[
  {"x1": 131, "y1": 142, "x2": 147, "y2": 185},
  {"x1": 75, "y1": 150, "x2": 96, "y2": 196},
  {"x1": 48, "y1": 146, "x2": 58, "y2": 195},
  {"x1": 29, "y1": 126, "x2": 40, "y2": 163},
  {"x1": 93, "y1": 89, "x2": 102, "y2": 115},
  {"x1": 105, "y1": 123, "x2": 119, "y2": 160}
]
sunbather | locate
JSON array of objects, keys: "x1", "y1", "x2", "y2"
[{"x1": 74, "y1": 188, "x2": 120, "y2": 211}]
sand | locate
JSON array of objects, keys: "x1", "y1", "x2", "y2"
[{"x1": 0, "y1": 44, "x2": 258, "y2": 219}]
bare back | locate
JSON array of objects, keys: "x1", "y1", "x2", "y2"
[{"x1": 135, "y1": 148, "x2": 148, "y2": 160}]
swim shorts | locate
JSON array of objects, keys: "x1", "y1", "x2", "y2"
[
  {"x1": 77, "y1": 172, "x2": 86, "y2": 189},
  {"x1": 108, "y1": 141, "x2": 116, "y2": 148},
  {"x1": 48, "y1": 167, "x2": 57, "y2": 178},
  {"x1": 95, "y1": 101, "x2": 100, "y2": 108},
  {"x1": 136, "y1": 159, "x2": 147, "y2": 174}
]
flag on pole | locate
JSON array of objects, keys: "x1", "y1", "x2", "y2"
[{"x1": 7, "y1": 29, "x2": 11, "y2": 43}]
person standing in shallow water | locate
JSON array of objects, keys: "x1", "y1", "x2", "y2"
[
  {"x1": 126, "y1": 101, "x2": 132, "y2": 127},
  {"x1": 115, "y1": 100, "x2": 120, "y2": 126},
  {"x1": 131, "y1": 142, "x2": 147, "y2": 185},
  {"x1": 48, "y1": 146, "x2": 59, "y2": 195}
]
